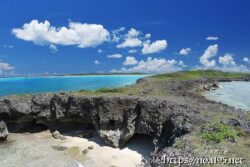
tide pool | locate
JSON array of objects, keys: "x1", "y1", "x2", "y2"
[
  {"x1": 0, "y1": 75, "x2": 148, "y2": 97},
  {"x1": 204, "y1": 82, "x2": 250, "y2": 111}
]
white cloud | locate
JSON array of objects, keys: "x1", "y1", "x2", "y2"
[
  {"x1": 111, "y1": 57, "x2": 182, "y2": 73},
  {"x1": 98, "y1": 49, "x2": 102, "y2": 53},
  {"x1": 116, "y1": 28, "x2": 143, "y2": 48},
  {"x1": 217, "y1": 54, "x2": 250, "y2": 73},
  {"x1": 94, "y1": 60, "x2": 101, "y2": 64},
  {"x1": 206, "y1": 36, "x2": 219, "y2": 40},
  {"x1": 123, "y1": 56, "x2": 138, "y2": 65},
  {"x1": 141, "y1": 40, "x2": 167, "y2": 54},
  {"x1": 197, "y1": 53, "x2": 250, "y2": 73},
  {"x1": 219, "y1": 53, "x2": 235, "y2": 66},
  {"x1": 0, "y1": 62, "x2": 15, "y2": 75},
  {"x1": 12, "y1": 20, "x2": 110, "y2": 48},
  {"x1": 49, "y1": 44, "x2": 57, "y2": 53},
  {"x1": 107, "y1": 54, "x2": 122, "y2": 58},
  {"x1": 145, "y1": 34, "x2": 151, "y2": 38},
  {"x1": 200, "y1": 44, "x2": 218, "y2": 68},
  {"x1": 3, "y1": 45, "x2": 14, "y2": 48},
  {"x1": 112, "y1": 27, "x2": 125, "y2": 34},
  {"x1": 111, "y1": 27, "x2": 125, "y2": 43},
  {"x1": 178, "y1": 60, "x2": 187, "y2": 67},
  {"x1": 243, "y1": 57, "x2": 249, "y2": 63},
  {"x1": 116, "y1": 38, "x2": 142, "y2": 48},
  {"x1": 216, "y1": 65, "x2": 250, "y2": 73},
  {"x1": 128, "y1": 49, "x2": 137, "y2": 53},
  {"x1": 179, "y1": 48, "x2": 191, "y2": 55},
  {"x1": 126, "y1": 28, "x2": 140, "y2": 38}
]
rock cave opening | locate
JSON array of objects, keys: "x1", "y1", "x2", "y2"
[{"x1": 122, "y1": 134, "x2": 155, "y2": 158}]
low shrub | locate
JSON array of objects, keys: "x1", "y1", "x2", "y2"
[{"x1": 202, "y1": 122, "x2": 238, "y2": 143}]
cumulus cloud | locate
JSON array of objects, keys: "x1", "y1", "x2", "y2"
[
  {"x1": 200, "y1": 44, "x2": 218, "y2": 68},
  {"x1": 107, "y1": 54, "x2": 122, "y2": 58},
  {"x1": 111, "y1": 57, "x2": 182, "y2": 73},
  {"x1": 216, "y1": 54, "x2": 250, "y2": 73},
  {"x1": 111, "y1": 27, "x2": 125, "y2": 43},
  {"x1": 49, "y1": 44, "x2": 58, "y2": 53},
  {"x1": 206, "y1": 36, "x2": 219, "y2": 40},
  {"x1": 179, "y1": 48, "x2": 191, "y2": 55},
  {"x1": 12, "y1": 20, "x2": 110, "y2": 48},
  {"x1": 128, "y1": 49, "x2": 137, "y2": 53},
  {"x1": 243, "y1": 57, "x2": 249, "y2": 63},
  {"x1": 178, "y1": 60, "x2": 187, "y2": 67},
  {"x1": 123, "y1": 56, "x2": 138, "y2": 65},
  {"x1": 94, "y1": 60, "x2": 101, "y2": 64},
  {"x1": 141, "y1": 40, "x2": 167, "y2": 54},
  {"x1": 0, "y1": 62, "x2": 15, "y2": 75},
  {"x1": 197, "y1": 53, "x2": 250, "y2": 73},
  {"x1": 116, "y1": 28, "x2": 143, "y2": 48},
  {"x1": 216, "y1": 65, "x2": 250, "y2": 73},
  {"x1": 116, "y1": 38, "x2": 142, "y2": 48},
  {"x1": 126, "y1": 28, "x2": 141, "y2": 38},
  {"x1": 98, "y1": 49, "x2": 102, "y2": 53},
  {"x1": 145, "y1": 34, "x2": 151, "y2": 38},
  {"x1": 219, "y1": 54, "x2": 235, "y2": 66}
]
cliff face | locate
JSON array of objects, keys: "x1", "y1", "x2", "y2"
[
  {"x1": 0, "y1": 93, "x2": 193, "y2": 148},
  {"x1": 0, "y1": 77, "x2": 249, "y2": 148}
]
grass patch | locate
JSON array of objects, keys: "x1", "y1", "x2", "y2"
[
  {"x1": 95, "y1": 87, "x2": 124, "y2": 93},
  {"x1": 164, "y1": 93, "x2": 171, "y2": 97},
  {"x1": 151, "y1": 70, "x2": 250, "y2": 80}
]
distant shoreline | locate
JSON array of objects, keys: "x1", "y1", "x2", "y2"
[{"x1": 0, "y1": 73, "x2": 149, "y2": 79}]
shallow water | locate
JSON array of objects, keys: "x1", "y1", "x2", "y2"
[
  {"x1": 0, "y1": 75, "x2": 148, "y2": 97},
  {"x1": 204, "y1": 82, "x2": 250, "y2": 111}
]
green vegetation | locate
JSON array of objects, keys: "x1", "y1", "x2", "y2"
[
  {"x1": 202, "y1": 122, "x2": 238, "y2": 143},
  {"x1": 95, "y1": 87, "x2": 125, "y2": 93},
  {"x1": 151, "y1": 70, "x2": 250, "y2": 80}
]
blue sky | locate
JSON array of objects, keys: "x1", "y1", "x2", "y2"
[{"x1": 0, "y1": 0, "x2": 250, "y2": 76}]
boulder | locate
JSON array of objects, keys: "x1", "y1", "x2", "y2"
[
  {"x1": 52, "y1": 130, "x2": 66, "y2": 140},
  {"x1": 0, "y1": 121, "x2": 8, "y2": 141},
  {"x1": 88, "y1": 145, "x2": 94, "y2": 150},
  {"x1": 82, "y1": 149, "x2": 89, "y2": 154},
  {"x1": 51, "y1": 145, "x2": 67, "y2": 151},
  {"x1": 52, "y1": 130, "x2": 61, "y2": 139}
]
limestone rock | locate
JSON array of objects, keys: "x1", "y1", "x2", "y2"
[
  {"x1": 52, "y1": 145, "x2": 67, "y2": 151},
  {"x1": 82, "y1": 149, "x2": 89, "y2": 154},
  {"x1": 0, "y1": 121, "x2": 8, "y2": 141},
  {"x1": 88, "y1": 145, "x2": 94, "y2": 150},
  {"x1": 52, "y1": 130, "x2": 61, "y2": 139},
  {"x1": 52, "y1": 130, "x2": 66, "y2": 140}
]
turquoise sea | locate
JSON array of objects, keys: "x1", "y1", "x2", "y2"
[
  {"x1": 0, "y1": 75, "x2": 148, "y2": 97},
  {"x1": 205, "y1": 82, "x2": 250, "y2": 111}
]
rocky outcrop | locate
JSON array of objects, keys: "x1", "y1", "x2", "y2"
[
  {"x1": 0, "y1": 77, "x2": 249, "y2": 148},
  {"x1": 0, "y1": 121, "x2": 8, "y2": 141},
  {"x1": 0, "y1": 93, "x2": 195, "y2": 148}
]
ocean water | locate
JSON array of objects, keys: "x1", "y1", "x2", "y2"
[
  {"x1": 204, "y1": 82, "x2": 250, "y2": 111},
  {"x1": 0, "y1": 75, "x2": 148, "y2": 97}
]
